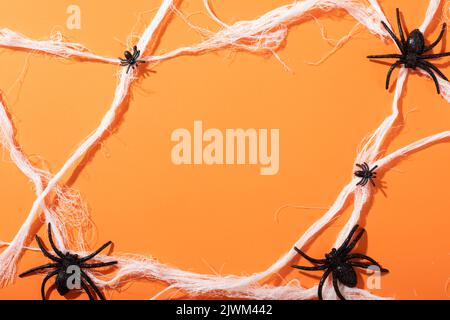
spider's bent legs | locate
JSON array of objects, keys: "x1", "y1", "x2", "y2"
[
  {"x1": 346, "y1": 253, "x2": 389, "y2": 272},
  {"x1": 81, "y1": 271, "x2": 105, "y2": 300},
  {"x1": 386, "y1": 61, "x2": 404, "y2": 89},
  {"x1": 396, "y1": 8, "x2": 406, "y2": 45},
  {"x1": 317, "y1": 269, "x2": 331, "y2": 300},
  {"x1": 349, "y1": 261, "x2": 380, "y2": 271},
  {"x1": 356, "y1": 177, "x2": 367, "y2": 186},
  {"x1": 19, "y1": 263, "x2": 59, "y2": 277},
  {"x1": 47, "y1": 224, "x2": 65, "y2": 259},
  {"x1": 80, "y1": 241, "x2": 113, "y2": 262},
  {"x1": 337, "y1": 225, "x2": 359, "y2": 253},
  {"x1": 343, "y1": 228, "x2": 365, "y2": 254},
  {"x1": 367, "y1": 54, "x2": 402, "y2": 59},
  {"x1": 381, "y1": 21, "x2": 405, "y2": 54},
  {"x1": 80, "y1": 280, "x2": 96, "y2": 300},
  {"x1": 35, "y1": 236, "x2": 61, "y2": 262},
  {"x1": 419, "y1": 64, "x2": 441, "y2": 94},
  {"x1": 419, "y1": 61, "x2": 449, "y2": 81},
  {"x1": 294, "y1": 247, "x2": 326, "y2": 264},
  {"x1": 81, "y1": 261, "x2": 118, "y2": 269},
  {"x1": 292, "y1": 264, "x2": 327, "y2": 271},
  {"x1": 423, "y1": 23, "x2": 447, "y2": 52},
  {"x1": 41, "y1": 270, "x2": 58, "y2": 300},
  {"x1": 332, "y1": 275, "x2": 346, "y2": 300},
  {"x1": 420, "y1": 52, "x2": 450, "y2": 60}
]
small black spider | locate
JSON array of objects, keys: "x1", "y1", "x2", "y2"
[
  {"x1": 119, "y1": 45, "x2": 146, "y2": 73},
  {"x1": 354, "y1": 162, "x2": 378, "y2": 187},
  {"x1": 19, "y1": 223, "x2": 117, "y2": 300},
  {"x1": 292, "y1": 225, "x2": 388, "y2": 300},
  {"x1": 368, "y1": 8, "x2": 450, "y2": 94}
]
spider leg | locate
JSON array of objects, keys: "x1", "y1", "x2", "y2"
[
  {"x1": 418, "y1": 64, "x2": 441, "y2": 94},
  {"x1": 79, "y1": 241, "x2": 113, "y2": 262},
  {"x1": 363, "y1": 162, "x2": 370, "y2": 171},
  {"x1": 370, "y1": 165, "x2": 378, "y2": 172},
  {"x1": 367, "y1": 54, "x2": 403, "y2": 59},
  {"x1": 356, "y1": 163, "x2": 364, "y2": 170},
  {"x1": 291, "y1": 264, "x2": 327, "y2": 271},
  {"x1": 419, "y1": 52, "x2": 450, "y2": 60},
  {"x1": 358, "y1": 177, "x2": 368, "y2": 186},
  {"x1": 47, "y1": 223, "x2": 66, "y2": 259},
  {"x1": 293, "y1": 246, "x2": 326, "y2": 264},
  {"x1": 418, "y1": 60, "x2": 449, "y2": 81},
  {"x1": 396, "y1": 8, "x2": 406, "y2": 45},
  {"x1": 19, "y1": 263, "x2": 59, "y2": 277},
  {"x1": 80, "y1": 280, "x2": 96, "y2": 300},
  {"x1": 346, "y1": 253, "x2": 389, "y2": 272},
  {"x1": 369, "y1": 177, "x2": 376, "y2": 187},
  {"x1": 342, "y1": 228, "x2": 365, "y2": 254},
  {"x1": 127, "y1": 65, "x2": 132, "y2": 74},
  {"x1": 386, "y1": 60, "x2": 404, "y2": 90},
  {"x1": 81, "y1": 270, "x2": 105, "y2": 300},
  {"x1": 381, "y1": 21, "x2": 405, "y2": 54},
  {"x1": 423, "y1": 23, "x2": 447, "y2": 52},
  {"x1": 317, "y1": 269, "x2": 332, "y2": 300},
  {"x1": 35, "y1": 235, "x2": 61, "y2": 262},
  {"x1": 41, "y1": 270, "x2": 58, "y2": 300},
  {"x1": 81, "y1": 261, "x2": 118, "y2": 269},
  {"x1": 332, "y1": 275, "x2": 346, "y2": 300}
]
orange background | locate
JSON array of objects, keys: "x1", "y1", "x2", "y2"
[{"x1": 0, "y1": 0, "x2": 449, "y2": 300}]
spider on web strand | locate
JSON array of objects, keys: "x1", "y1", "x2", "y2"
[
  {"x1": 119, "y1": 45, "x2": 147, "y2": 74},
  {"x1": 292, "y1": 225, "x2": 388, "y2": 300},
  {"x1": 354, "y1": 162, "x2": 378, "y2": 187}
]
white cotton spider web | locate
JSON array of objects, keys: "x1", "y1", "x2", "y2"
[{"x1": 0, "y1": 0, "x2": 447, "y2": 300}]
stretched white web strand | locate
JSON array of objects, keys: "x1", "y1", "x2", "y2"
[
  {"x1": 145, "y1": 0, "x2": 390, "y2": 66},
  {"x1": 0, "y1": 0, "x2": 447, "y2": 299}
]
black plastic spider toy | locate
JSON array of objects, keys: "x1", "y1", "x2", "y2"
[
  {"x1": 368, "y1": 8, "x2": 450, "y2": 94},
  {"x1": 292, "y1": 225, "x2": 388, "y2": 300},
  {"x1": 119, "y1": 45, "x2": 146, "y2": 73},
  {"x1": 354, "y1": 162, "x2": 378, "y2": 187},
  {"x1": 19, "y1": 223, "x2": 117, "y2": 300}
]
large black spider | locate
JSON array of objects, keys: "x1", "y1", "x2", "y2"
[
  {"x1": 119, "y1": 45, "x2": 146, "y2": 74},
  {"x1": 19, "y1": 223, "x2": 117, "y2": 300},
  {"x1": 292, "y1": 225, "x2": 388, "y2": 300},
  {"x1": 368, "y1": 8, "x2": 450, "y2": 94},
  {"x1": 354, "y1": 162, "x2": 378, "y2": 187}
]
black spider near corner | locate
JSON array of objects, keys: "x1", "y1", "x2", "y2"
[
  {"x1": 19, "y1": 223, "x2": 117, "y2": 300},
  {"x1": 368, "y1": 8, "x2": 450, "y2": 94},
  {"x1": 292, "y1": 225, "x2": 388, "y2": 300},
  {"x1": 119, "y1": 45, "x2": 146, "y2": 73},
  {"x1": 354, "y1": 162, "x2": 378, "y2": 187}
]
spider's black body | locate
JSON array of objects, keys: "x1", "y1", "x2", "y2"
[
  {"x1": 119, "y1": 45, "x2": 146, "y2": 73},
  {"x1": 368, "y1": 8, "x2": 450, "y2": 94},
  {"x1": 19, "y1": 223, "x2": 117, "y2": 300},
  {"x1": 292, "y1": 225, "x2": 388, "y2": 300},
  {"x1": 354, "y1": 162, "x2": 378, "y2": 187}
]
